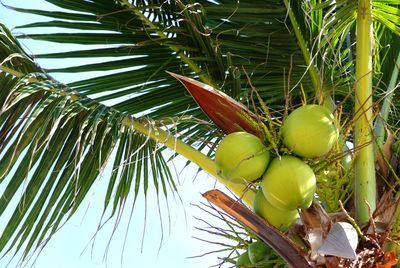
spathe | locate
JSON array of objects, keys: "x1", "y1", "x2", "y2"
[{"x1": 167, "y1": 71, "x2": 264, "y2": 138}]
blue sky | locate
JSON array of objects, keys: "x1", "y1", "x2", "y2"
[{"x1": 0, "y1": 1, "x2": 239, "y2": 267}]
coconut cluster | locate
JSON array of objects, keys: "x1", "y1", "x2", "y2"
[{"x1": 214, "y1": 104, "x2": 339, "y2": 231}]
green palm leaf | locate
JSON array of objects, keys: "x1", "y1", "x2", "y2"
[
  {"x1": 0, "y1": 18, "x2": 251, "y2": 260},
  {"x1": 0, "y1": 70, "x2": 181, "y2": 258},
  {"x1": 10, "y1": 0, "x2": 317, "y2": 112},
  {"x1": 0, "y1": 24, "x2": 186, "y2": 259}
]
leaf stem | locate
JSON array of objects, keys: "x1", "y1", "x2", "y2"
[{"x1": 0, "y1": 65, "x2": 25, "y2": 77}]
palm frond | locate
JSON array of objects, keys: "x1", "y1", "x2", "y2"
[
  {"x1": 0, "y1": 70, "x2": 181, "y2": 259},
  {"x1": 7, "y1": 0, "x2": 400, "y2": 122},
  {"x1": 8, "y1": 0, "x2": 319, "y2": 115},
  {"x1": 0, "y1": 20, "x2": 255, "y2": 261},
  {"x1": 373, "y1": 1, "x2": 400, "y2": 35},
  {"x1": 306, "y1": 0, "x2": 400, "y2": 128},
  {"x1": 0, "y1": 23, "x2": 190, "y2": 260}
]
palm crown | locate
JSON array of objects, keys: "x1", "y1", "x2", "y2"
[{"x1": 1, "y1": 0, "x2": 400, "y2": 266}]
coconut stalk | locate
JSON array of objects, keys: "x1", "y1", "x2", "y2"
[{"x1": 354, "y1": 0, "x2": 376, "y2": 223}]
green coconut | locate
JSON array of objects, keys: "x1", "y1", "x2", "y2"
[
  {"x1": 248, "y1": 242, "x2": 272, "y2": 264},
  {"x1": 253, "y1": 189, "x2": 299, "y2": 231},
  {"x1": 236, "y1": 251, "x2": 251, "y2": 266},
  {"x1": 215, "y1": 132, "x2": 270, "y2": 184},
  {"x1": 282, "y1": 104, "x2": 339, "y2": 158},
  {"x1": 262, "y1": 155, "x2": 316, "y2": 211}
]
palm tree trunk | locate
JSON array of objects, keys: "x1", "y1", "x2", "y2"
[{"x1": 354, "y1": 0, "x2": 376, "y2": 223}]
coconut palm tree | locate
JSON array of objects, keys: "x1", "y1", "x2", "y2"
[{"x1": 1, "y1": 0, "x2": 400, "y2": 266}]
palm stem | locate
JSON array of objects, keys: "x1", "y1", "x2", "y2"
[
  {"x1": 354, "y1": 0, "x2": 376, "y2": 223},
  {"x1": 0, "y1": 65, "x2": 23, "y2": 77}
]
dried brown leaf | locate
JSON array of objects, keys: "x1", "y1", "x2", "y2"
[
  {"x1": 324, "y1": 256, "x2": 340, "y2": 268},
  {"x1": 301, "y1": 201, "x2": 332, "y2": 233},
  {"x1": 376, "y1": 250, "x2": 398, "y2": 268}
]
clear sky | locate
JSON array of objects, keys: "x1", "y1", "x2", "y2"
[{"x1": 0, "y1": 1, "x2": 238, "y2": 267}]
